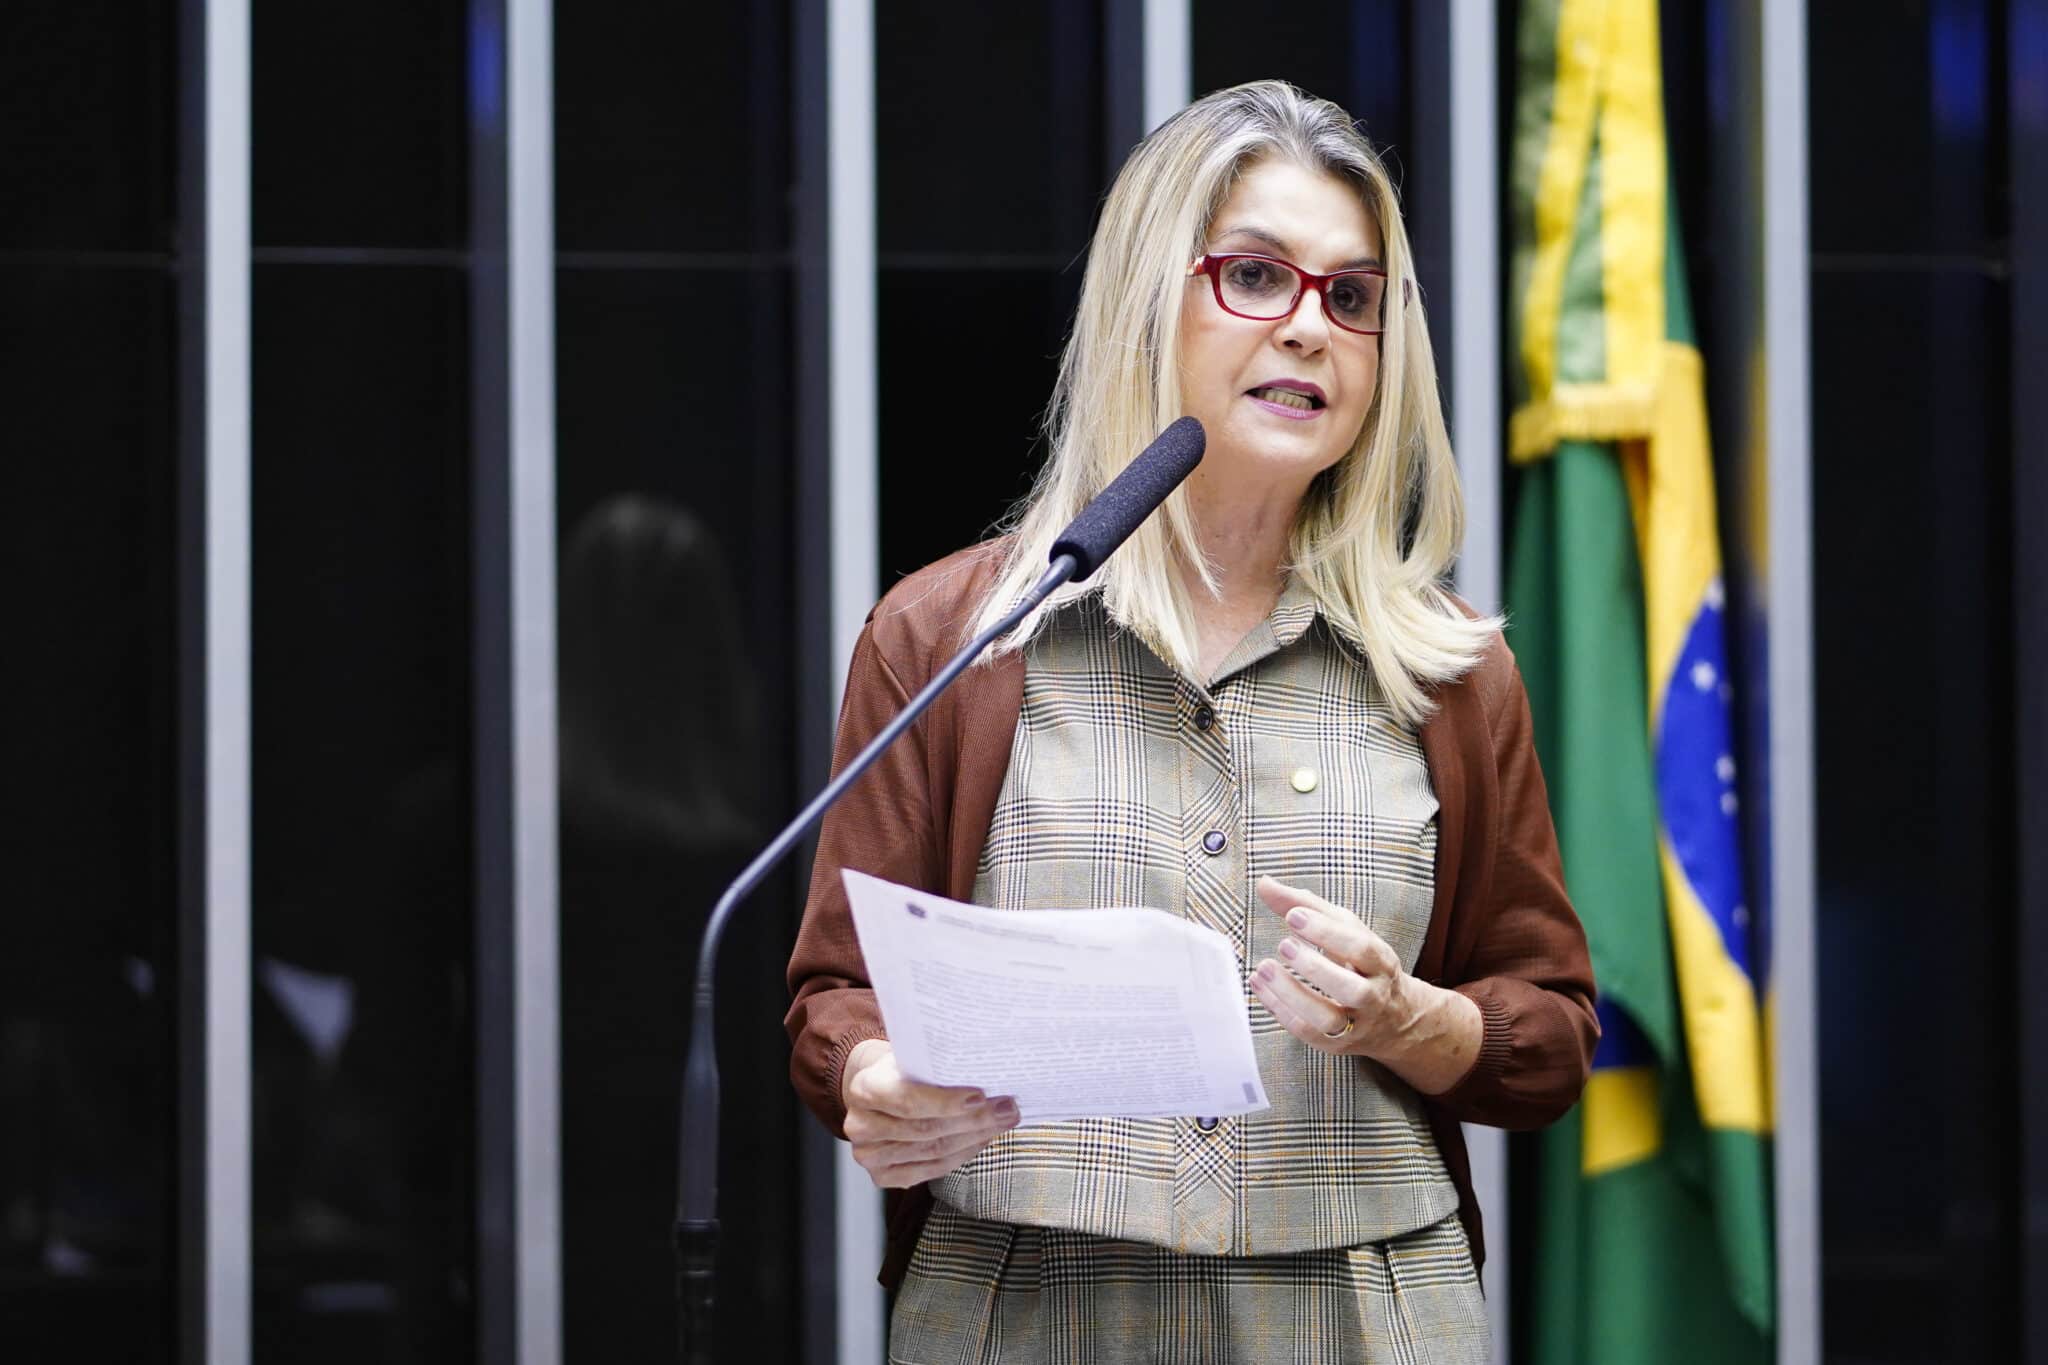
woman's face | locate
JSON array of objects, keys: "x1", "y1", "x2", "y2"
[{"x1": 1177, "y1": 157, "x2": 1383, "y2": 495}]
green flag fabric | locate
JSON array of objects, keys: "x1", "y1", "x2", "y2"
[{"x1": 1505, "y1": 0, "x2": 1775, "y2": 1359}]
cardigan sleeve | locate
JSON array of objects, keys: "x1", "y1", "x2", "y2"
[
  {"x1": 783, "y1": 619, "x2": 938, "y2": 1138},
  {"x1": 1429, "y1": 658, "x2": 1600, "y2": 1129}
]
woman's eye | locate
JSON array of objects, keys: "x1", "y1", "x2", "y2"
[
  {"x1": 1225, "y1": 261, "x2": 1283, "y2": 293},
  {"x1": 1328, "y1": 280, "x2": 1367, "y2": 314}
]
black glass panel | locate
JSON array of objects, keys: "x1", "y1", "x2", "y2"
[
  {"x1": 876, "y1": 265, "x2": 1081, "y2": 579},
  {"x1": 553, "y1": 264, "x2": 802, "y2": 1362},
  {"x1": 877, "y1": 0, "x2": 1104, "y2": 256},
  {"x1": 1190, "y1": 0, "x2": 1411, "y2": 194},
  {"x1": 554, "y1": 2, "x2": 805, "y2": 1354},
  {"x1": 251, "y1": 263, "x2": 474, "y2": 1362},
  {"x1": 0, "y1": 2, "x2": 175, "y2": 252},
  {"x1": 251, "y1": 1, "x2": 468, "y2": 248},
  {"x1": 875, "y1": 0, "x2": 1106, "y2": 579},
  {"x1": 1807, "y1": 0, "x2": 2003, "y2": 257},
  {"x1": 1810, "y1": 2, "x2": 2017, "y2": 1348},
  {"x1": 554, "y1": 1, "x2": 790, "y2": 253},
  {"x1": 1811, "y1": 260, "x2": 2017, "y2": 1362},
  {"x1": 0, "y1": 264, "x2": 177, "y2": 1360}
]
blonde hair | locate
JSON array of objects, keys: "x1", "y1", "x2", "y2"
[{"x1": 966, "y1": 79, "x2": 1499, "y2": 727}]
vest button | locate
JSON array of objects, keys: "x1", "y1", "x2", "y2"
[
  {"x1": 1196, "y1": 1116, "x2": 1219, "y2": 1132},
  {"x1": 1193, "y1": 705, "x2": 1216, "y2": 731},
  {"x1": 1201, "y1": 830, "x2": 1226, "y2": 855}
]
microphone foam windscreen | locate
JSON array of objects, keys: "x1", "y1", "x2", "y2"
[{"x1": 1049, "y1": 417, "x2": 1206, "y2": 580}]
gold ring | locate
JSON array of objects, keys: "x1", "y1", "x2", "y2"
[{"x1": 1323, "y1": 1015, "x2": 1355, "y2": 1040}]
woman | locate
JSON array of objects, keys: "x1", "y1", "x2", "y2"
[{"x1": 787, "y1": 80, "x2": 1595, "y2": 1362}]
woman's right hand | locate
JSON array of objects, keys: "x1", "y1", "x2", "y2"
[{"x1": 839, "y1": 1039, "x2": 1020, "y2": 1188}]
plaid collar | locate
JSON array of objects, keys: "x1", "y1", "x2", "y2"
[{"x1": 1204, "y1": 573, "x2": 1325, "y2": 686}]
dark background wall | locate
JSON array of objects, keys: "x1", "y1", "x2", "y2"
[
  {"x1": 247, "y1": 1, "x2": 476, "y2": 1357},
  {"x1": 0, "y1": 3, "x2": 181, "y2": 1358},
  {"x1": 1806, "y1": 0, "x2": 2022, "y2": 1358},
  {"x1": 552, "y1": 1, "x2": 806, "y2": 1360},
  {"x1": 873, "y1": 0, "x2": 1111, "y2": 583}
]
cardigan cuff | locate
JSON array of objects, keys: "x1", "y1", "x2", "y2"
[
  {"x1": 1437, "y1": 984, "x2": 1515, "y2": 1106},
  {"x1": 823, "y1": 1023, "x2": 892, "y2": 1135}
]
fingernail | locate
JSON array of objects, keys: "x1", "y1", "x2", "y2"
[
  {"x1": 1286, "y1": 908, "x2": 1309, "y2": 929},
  {"x1": 963, "y1": 1092, "x2": 987, "y2": 1108},
  {"x1": 1256, "y1": 961, "x2": 1276, "y2": 980},
  {"x1": 1278, "y1": 937, "x2": 1298, "y2": 960}
]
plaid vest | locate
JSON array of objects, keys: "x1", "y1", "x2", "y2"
[{"x1": 931, "y1": 586, "x2": 1461, "y2": 1255}]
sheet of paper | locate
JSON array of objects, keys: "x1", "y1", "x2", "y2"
[{"x1": 842, "y1": 869, "x2": 1270, "y2": 1122}]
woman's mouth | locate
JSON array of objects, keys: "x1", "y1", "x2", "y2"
[{"x1": 1245, "y1": 386, "x2": 1325, "y2": 419}]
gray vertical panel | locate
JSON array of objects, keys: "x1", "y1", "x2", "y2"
[
  {"x1": 179, "y1": 0, "x2": 252, "y2": 1360},
  {"x1": 1446, "y1": 3, "x2": 1507, "y2": 1360},
  {"x1": 2013, "y1": 0, "x2": 2048, "y2": 1351},
  {"x1": 1762, "y1": 0, "x2": 1819, "y2": 1359},
  {"x1": 472, "y1": 0, "x2": 566, "y2": 1358},
  {"x1": 1142, "y1": 0, "x2": 1190, "y2": 130},
  {"x1": 1446, "y1": 0, "x2": 1501, "y2": 621},
  {"x1": 508, "y1": 0, "x2": 561, "y2": 1360},
  {"x1": 829, "y1": 2, "x2": 885, "y2": 1362}
]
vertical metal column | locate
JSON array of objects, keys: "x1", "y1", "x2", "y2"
[
  {"x1": 828, "y1": 2, "x2": 883, "y2": 1362},
  {"x1": 473, "y1": 0, "x2": 561, "y2": 1360},
  {"x1": 509, "y1": 0, "x2": 561, "y2": 1358},
  {"x1": 1142, "y1": 0, "x2": 1190, "y2": 131},
  {"x1": 1447, "y1": 0, "x2": 1501, "y2": 620},
  {"x1": 177, "y1": 0, "x2": 252, "y2": 1359},
  {"x1": 1762, "y1": 0, "x2": 1819, "y2": 1359}
]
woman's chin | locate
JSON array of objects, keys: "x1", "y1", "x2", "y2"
[{"x1": 1202, "y1": 426, "x2": 1350, "y2": 485}]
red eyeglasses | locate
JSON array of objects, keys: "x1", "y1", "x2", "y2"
[{"x1": 1189, "y1": 253, "x2": 1391, "y2": 336}]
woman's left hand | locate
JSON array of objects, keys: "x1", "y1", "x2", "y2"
[{"x1": 1249, "y1": 875, "x2": 1483, "y2": 1095}]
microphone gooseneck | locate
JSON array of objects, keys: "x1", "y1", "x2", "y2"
[
  {"x1": 1048, "y1": 415, "x2": 1206, "y2": 580},
  {"x1": 673, "y1": 418, "x2": 1203, "y2": 1363}
]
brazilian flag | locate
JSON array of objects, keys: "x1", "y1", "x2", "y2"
[{"x1": 1504, "y1": 0, "x2": 1774, "y2": 1359}]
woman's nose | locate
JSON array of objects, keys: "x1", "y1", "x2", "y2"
[{"x1": 1275, "y1": 286, "x2": 1331, "y2": 349}]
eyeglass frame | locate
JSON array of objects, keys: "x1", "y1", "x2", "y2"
[{"x1": 1187, "y1": 252, "x2": 1393, "y2": 336}]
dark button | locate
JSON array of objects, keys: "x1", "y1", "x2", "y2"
[
  {"x1": 1196, "y1": 1116, "x2": 1219, "y2": 1132},
  {"x1": 1201, "y1": 830, "x2": 1226, "y2": 855},
  {"x1": 1193, "y1": 705, "x2": 1216, "y2": 731}
]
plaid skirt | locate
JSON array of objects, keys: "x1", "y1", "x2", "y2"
[{"x1": 888, "y1": 1203, "x2": 1490, "y2": 1364}]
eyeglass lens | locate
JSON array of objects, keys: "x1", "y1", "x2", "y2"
[{"x1": 1216, "y1": 257, "x2": 1384, "y2": 331}]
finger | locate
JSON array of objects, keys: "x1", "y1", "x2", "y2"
[
  {"x1": 845, "y1": 1105, "x2": 992, "y2": 1145},
  {"x1": 867, "y1": 1113, "x2": 1017, "y2": 1169},
  {"x1": 853, "y1": 1064, "x2": 990, "y2": 1121},
  {"x1": 1251, "y1": 958, "x2": 1352, "y2": 1044},
  {"x1": 1256, "y1": 875, "x2": 1355, "y2": 923},
  {"x1": 869, "y1": 1123, "x2": 1014, "y2": 1185},
  {"x1": 851, "y1": 1095, "x2": 1020, "y2": 1146},
  {"x1": 1256, "y1": 876, "x2": 1392, "y2": 975},
  {"x1": 1276, "y1": 935, "x2": 1371, "y2": 1011}
]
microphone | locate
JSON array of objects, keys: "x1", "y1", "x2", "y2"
[
  {"x1": 1050, "y1": 416, "x2": 1206, "y2": 580},
  {"x1": 672, "y1": 418, "x2": 1202, "y2": 1363}
]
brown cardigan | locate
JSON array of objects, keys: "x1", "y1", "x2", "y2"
[{"x1": 785, "y1": 541, "x2": 1597, "y2": 1287}]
